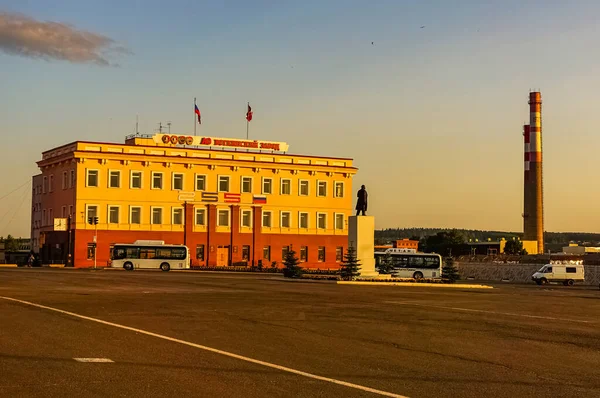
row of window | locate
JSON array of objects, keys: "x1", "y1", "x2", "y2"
[
  {"x1": 36, "y1": 171, "x2": 76, "y2": 195},
  {"x1": 83, "y1": 205, "x2": 346, "y2": 229},
  {"x1": 194, "y1": 245, "x2": 344, "y2": 263},
  {"x1": 84, "y1": 169, "x2": 345, "y2": 197}
]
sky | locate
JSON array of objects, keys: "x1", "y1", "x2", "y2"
[{"x1": 1, "y1": 0, "x2": 600, "y2": 238}]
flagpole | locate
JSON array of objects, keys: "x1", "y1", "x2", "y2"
[
  {"x1": 194, "y1": 97, "x2": 197, "y2": 136},
  {"x1": 246, "y1": 102, "x2": 249, "y2": 140}
]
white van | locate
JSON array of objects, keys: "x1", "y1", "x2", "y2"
[{"x1": 531, "y1": 263, "x2": 585, "y2": 286}]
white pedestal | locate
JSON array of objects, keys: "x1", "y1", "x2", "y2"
[{"x1": 348, "y1": 216, "x2": 379, "y2": 278}]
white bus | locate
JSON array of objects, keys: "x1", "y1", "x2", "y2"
[
  {"x1": 374, "y1": 248, "x2": 443, "y2": 279},
  {"x1": 111, "y1": 240, "x2": 190, "y2": 271}
]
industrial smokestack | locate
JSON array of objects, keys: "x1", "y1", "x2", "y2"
[{"x1": 523, "y1": 92, "x2": 544, "y2": 254}]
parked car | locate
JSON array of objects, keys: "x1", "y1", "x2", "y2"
[{"x1": 531, "y1": 263, "x2": 585, "y2": 286}]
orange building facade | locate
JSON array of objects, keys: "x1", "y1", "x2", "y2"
[{"x1": 32, "y1": 134, "x2": 358, "y2": 268}]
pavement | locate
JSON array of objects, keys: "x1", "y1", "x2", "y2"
[{"x1": 0, "y1": 269, "x2": 599, "y2": 398}]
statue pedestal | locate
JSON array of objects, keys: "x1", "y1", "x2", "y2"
[{"x1": 348, "y1": 216, "x2": 379, "y2": 278}]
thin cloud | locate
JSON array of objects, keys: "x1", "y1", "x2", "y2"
[{"x1": 0, "y1": 12, "x2": 131, "y2": 66}]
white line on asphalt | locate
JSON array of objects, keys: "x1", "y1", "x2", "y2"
[
  {"x1": 0, "y1": 296, "x2": 408, "y2": 398},
  {"x1": 384, "y1": 301, "x2": 595, "y2": 324},
  {"x1": 74, "y1": 358, "x2": 114, "y2": 363}
]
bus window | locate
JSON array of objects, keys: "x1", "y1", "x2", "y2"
[
  {"x1": 140, "y1": 248, "x2": 156, "y2": 259},
  {"x1": 113, "y1": 247, "x2": 126, "y2": 260},
  {"x1": 171, "y1": 248, "x2": 187, "y2": 260},
  {"x1": 156, "y1": 248, "x2": 172, "y2": 259},
  {"x1": 391, "y1": 255, "x2": 409, "y2": 268},
  {"x1": 423, "y1": 256, "x2": 440, "y2": 268},
  {"x1": 408, "y1": 256, "x2": 424, "y2": 267}
]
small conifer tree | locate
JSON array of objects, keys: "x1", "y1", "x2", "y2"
[
  {"x1": 282, "y1": 249, "x2": 303, "y2": 278},
  {"x1": 442, "y1": 257, "x2": 460, "y2": 283},
  {"x1": 340, "y1": 246, "x2": 362, "y2": 281}
]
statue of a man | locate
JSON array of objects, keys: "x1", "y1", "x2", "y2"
[{"x1": 355, "y1": 185, "x2": 368, "y2": 216}]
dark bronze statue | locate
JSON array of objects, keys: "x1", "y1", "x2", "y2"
[{"x1": 355, "y1": 185, "x2": 367, "y2": 216}]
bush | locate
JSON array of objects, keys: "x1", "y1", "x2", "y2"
[{"x1": 339, "y1": 246, "x2": 361, "y2": 281}]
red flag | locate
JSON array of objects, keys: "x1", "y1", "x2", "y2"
[
  {"x1": 246, "y1": 103, "x2": 253, "y2": 122},
  {"x1": 194, "y1": 104, "x2": 201, "y2": 124}
]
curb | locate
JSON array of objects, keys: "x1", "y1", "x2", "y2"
[
  {"x1": 337, "y1": 281, "x2": 493, "y2": 289},
  {"x1": 0, "y1": 264, "x2": 18, "y2": 268}
]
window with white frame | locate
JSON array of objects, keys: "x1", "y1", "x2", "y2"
[
  {"x1": 195, "y1": 175, "x2": 206, "y2": 191},
  {"x1": 334, "y1": 182, "x2": 344, "y2": 198},
  {"x1": 172, "y1": 173, "x2": 184, "y2": 190},
  {"x1": 49, "y1": 175, "x2": 54, "y2": 192},
  {"x1": 86, "y1": 170, "x2": 99, "y2": 187},
  {"x1": 299, "y1": 180, "x2": 309, "y2": 196},
  {"x1": 280, "y1": 211, "x2": 291, "y2": 228},
  {"x1": 317, "y1": 181, "x2": 327, "y2": 197},
  {"x1": 152, "y1": 172, "x2": 163, "y2": 189},
  {"x1": 62, "y1": 172, "x2": 68, "y2": 189},
  {"x1": 130, "y1": 171, "x2": 142, "y2": 189},
  {"x1": 86, "y1": 205, "x2": 98, "y2": 221},
  {"x1": 241, "y1": 176, "x2": 252, "y2": 193},
  {"x1": 262, "y1": 177, "x2": 272, "y2": 194},
  {"x1": 108, "y1": 206, "x2": 120, "y2": 224},
  {"x1": 130, "y1": 206, "x2": 141, "y2": 224},
  {"x1": 109, "y1": 170, "x2": 121, "y2": 188},
  {"x1": 172, "y1": 208, "x2": 183, "y2": 225},
  {"x1": 335, "y1": 213, "x2": 344, "y2": 230},
  {"x1": 195, "y1": 208, "x2": 206, "y2": 225},
  {"x1": 151, "y1": 207, "x2": 163, "y2": 224},
  {"x1": 241, "y1": 209, "x2": 252, "y2": 227},
  {"x1": 262, "y1": 211, "x2": 272, "y2": 227},
  {"x1": 218, "y1": 176, "x2": 230, "y2": 192},
  {"x1": 299, "y1": 212, "x2": 309, "y2": 229},
  {"x1": 280, "y1": 179, "x2": 291, "y2": 195},
  {"x1": 61, "y1": 206, "x2": 66, "y2": 218},
  {"x1": 217, "y1": 209, "x2": 230, "y2": 226},
  {"x1": 317, "y1": 213, "x2": 327, "y2": 229},
  {"x1": 318, "y1": 246, "x2": 326, "y2": 262}
]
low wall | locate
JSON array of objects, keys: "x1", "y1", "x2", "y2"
[{"x1": 456, "y1": 262, "x2": 600, "y2": 286}]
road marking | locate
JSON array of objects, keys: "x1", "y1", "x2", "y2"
[
  {"x1": 0, "y1": 296, "x2": 408, "y2": 398},
  {"x1": 384, "y1": 301, "x2": 595, "y2": 324},
  {"x1": 74, "y1": 358, "x2": 114, "y2": 363}
]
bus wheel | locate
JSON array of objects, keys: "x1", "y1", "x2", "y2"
[
  {"x1": 160, "y1": 262, "x2": 171, "y2": 272},
  {"x1": 413, "y1": 271, "x2": 424, "y2": 280},
  {"x1": 567, "y1": 279, "x2": 574, "y2": 287},
  {"x1": 124, "y1": 262, "x2": 134, "y2": 271}
]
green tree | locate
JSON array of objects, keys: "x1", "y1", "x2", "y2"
[
  {"x1": 282, "y1": 249, "x2": 303, "y2": 278},
  {"x1": 376, "y1": 252, "x2": 395, "y2": 274},
  {"x1": 340, "y1": 246, "x2": 362, "y2": 280},
  {"x1": 3, "y1": 235, "x2": 20, "y2": 252},
  {"x1": 423, "y1": 230, "x2": 466, "y2": 256},
  {"x1": 504, "y1": 239, "x2": 528, "y2": 255},
  {"x1": 442, "y1": 257, "x2": 460, "y2": 283}
]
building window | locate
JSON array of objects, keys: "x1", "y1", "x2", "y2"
[
  {"x1": 69, "y1": 205, "x2": 73, "y2": 216},
  {"x1": 317, "y1": 213, "x2": 327, "y2": 229},
  {"x1": 318, "y1": 247, "x2": 326, "y2": 262},
  {"x1": 217, "y1": 209, "x2": 230, "y2": 227},
  {"x1": 42, "y1": 176, "x2": 47, "y2": 193},
  {"x1": 281, "y1": 179, "x2": 291, "y2": 195},
  {"x1": 87, "y1": 243, "x2": 96, "y2": 260},
  {"x1": 196, "y1": 245, "x2": 205, "y2": 260},
  {"x1": 62, "y1": 171, "x2": 68, "y2": 190},
  {"x1": 42, "y1": 209, "x2": 46, "y2": 225},
  {"x1": 49, "y1": 208, "x2": 53, "y2": 224},
  {"x1": 172, "y1": 173, "x2": 184, "y2": 190},
  {"x1": 262, "y1": 177, "x2": 272, "y2": 194},
  {"x1": 317, "y1": 181, "x2": 327, "y2": 197},
  {"x1": 152, "y1": 172, "x2": 163, "y2": 189},
  {"x1": 299, "y1": 212, "x2": 309, "y2": 229},
  {"x1": 241, "y1": 210, "x2": 252, "y2": 228},
  {"x1": 109, "y1": 170, "x2": 121, "y2": 188},
  {"x1": 130, "y1": 171, "x2": 142, "y2": 189},
  {"x1": 218, "y1": 176, "x2": 230, "y2": 192},
  {"x1": 195, "y1": 208, "x2": 206, "y2": 225},
  {"x1": 152, "y1": 207, "x2": 163, "y2": 224},
  {"x1": 172, "y1": 208, "x2": 183, "y2": 225},
  {"x1": 335, "y1": 213, "x2": 344, "y2": 230},
  {"x1": 130, "y1": 206, "x2": 141, "y2": 224},
  {"x1": 300, "y1": 246, "x2": 308, "y2": 262},
  {"x1": 86, "y1": 170, "x2": 99, "y2": 187},
  {"x1": 108, "y1": 206, "x2": 120, "y2": 224},
  {"x1": 299, "y1": 180, "x2": 309, "y2": 196},
  {"x1": 336, "y1": 247, "x2": 343, "y2": 262},
  {"x1": 263, "y1": 246, "x2": 271, "y2": 261},
  {"x1": 334, "y1": 182, "x2": 344, "y2": 198},
  {"x1": 195, "y1": 175, "x2": 206, "y2": 191},
  {"x1": 61, "y1": 206, "x2": 66, "y2": 218},
  {"x1": 262, "y1": 211, "x2": 272, "y2": 228},
  {"x1": 282, "y1": 245, "x2": 290, "y2": 260},
  {"x1": 70, "y1": 170, "x2": 76, "y2": 188},
  {"x1": 49, "y1": 175, "x2": 54, "y2": 192},
  {"x1": 241, "y1": 177, "x2": 252, "y2": 193},
  {"x1": 242, "y1": 245, "x2": 250, "y2": 261},
  {"x1": 280, "y1": 211, "x2": 291, "y2": 228},
  {"x1": 86, "y1": 205, "x2": 98, "y2": 222}
]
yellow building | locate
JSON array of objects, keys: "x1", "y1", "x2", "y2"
[{"x1": 32, "y1": 133, "x2": 358, "y2": 268}]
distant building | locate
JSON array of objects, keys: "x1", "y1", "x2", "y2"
[
  {"x1": 375, "y1": 239, "x2": 420, "y2": 252},
  {"x1": 466, "y1": 239, "x2": 507, "y2": 255},
  {"x1": 562, "y1": 244, "x2": 600, "y2": 255}
]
